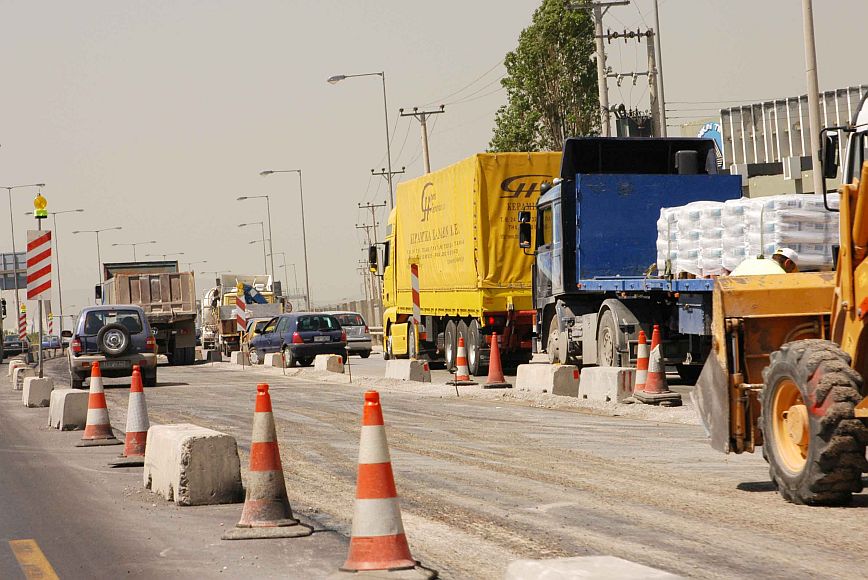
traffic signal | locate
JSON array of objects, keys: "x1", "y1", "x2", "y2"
[{"x1": 1, "y1": 298, "x2": 6, "y2": 318}]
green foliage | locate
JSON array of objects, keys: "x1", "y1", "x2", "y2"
[{"x1": 489, "y1": 0, "x2": 599, "y2": 152}]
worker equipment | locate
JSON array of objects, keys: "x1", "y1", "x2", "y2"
[
  {"x1": 110, "y1": 365, "x2": 150, "y2": 467},
  {"x1": 76, "y1": 362, "x2": 122, "y2": 447}
]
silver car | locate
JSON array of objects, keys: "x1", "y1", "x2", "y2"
[{"x1": 328, "y1": 311, "x2": 372, "y2": 358}]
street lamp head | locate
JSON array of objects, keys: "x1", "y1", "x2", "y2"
[
  {"x1": 237, "y1": 196, "x2": 248, "y2": 201},
  {"x1": 75, "y1": 208, "x2": 85, "y2": 212},
  {"x1": 259, "y1": 170, "x2": 274, "y2": 176},
  {"x1": 72, "y1": 230, "x2": 81, "y2": 234},
  {"x1": 327, "y1": 75, "x2": 346, "y2": 85},
  {"x1": 238, "y1": 223, "x2": 247, "y2": 228},
  {"x1": 36, "y1": 183, "x2": 45, "y2": 188}
]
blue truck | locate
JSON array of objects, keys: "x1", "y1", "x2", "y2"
[{"x1": 518, "y1": 137, "x2": 742, "y2": 382}]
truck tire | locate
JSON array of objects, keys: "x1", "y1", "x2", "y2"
[
  {"x1": 444, "y1": 320, "x2": 458, "y2": 371},
  {"x1": 761, "y1": 339, "x2": 868, "y2": 505},
  {"x1": 456, "y1": 320, "x2": 469, "y2": 369},
  {"x1": 676, "y1": 364, "x2": 702, "y2": 385},
  {"x1": 546, "y1": 318, "x2": 560, "y2": 365},
  {"x1": 596, "y1": 310, "x2": 619, "y2": 367},
  {"x1": 467, "y1": 320, "x2": 484, "y2": 376},
  {"x1": 407, "y1": 323, "x2": 417, "y2": 359}
]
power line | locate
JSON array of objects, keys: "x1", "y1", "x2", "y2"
[
  {"x1": 421, "y1": 58, "x2": 504, "y2": 106},
  {"x1": 443, "y1": 75, "x2": 504, "y2": 105}
]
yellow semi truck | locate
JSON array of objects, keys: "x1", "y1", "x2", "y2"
[{"x1": 372, "y1": 152, "x2": 560, "y2": 374}]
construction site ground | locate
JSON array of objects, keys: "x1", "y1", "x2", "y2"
[{"x1": 2, "y1": 355, "x2": 867, "y2": 579}]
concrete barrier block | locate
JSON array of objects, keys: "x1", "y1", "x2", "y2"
[
  {"x1": 205, "y1": 349, "x2": 222, "y2": 363},
  {"x1": 22, "y1": 377, "x2": 54, "y2": 408},
  {"x1": 48, "y1": 389, "x2": 89, "y2": 430},
  {"x1": 578, "y1": 367, "x2": 635, "y2": 403},
  {"x1": 8, "y1": 359, "x2": 26, "y2": 377},
  {"x1": 143, "y1": 424, "x2": 242, "y2": 506},
  {"x1": 504, "y1": 556, "x2": 682, "y2": 579},
  {"x1": 264, "y1": 352, "x2": 285, "y2": 368},
  {"x1": 516, "y1": 364, "x2": 580, "y2": 395},
  {"x1": 314, "y1": 354, "x2": 344, "y2": 373},
  {"x1": 194, "y1": 347, "x2": 205, "y2": 361},
  {"x1": 384, "y1": 359, "x2": 431, "y2": 383},
  {"x1": 230, "y1": 351, "x2": 249, "y2": 366},
  {"x1": 12, "y1": 366, "x2": 35, "y2": 391}
]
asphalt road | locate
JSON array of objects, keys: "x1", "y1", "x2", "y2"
[{"x1": 3, "y1": 355, "x2": 867, "y2": 579}]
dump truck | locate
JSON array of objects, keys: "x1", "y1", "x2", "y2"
[
  {"x1": 518, "y1": 138, "x2": 742, "y2": 380},
  {"x1": 694, "y1": 94, "x2": 868, "y2": 505},
  {"x1": 371, "y1": 152, "x2": 561, "y2": 375},
  {"x1": 101, "y1": 261, "x2": 197, "y2": 365},
  {"x1": 201, "y1": 274, "x2": 282, "y2": 356}
]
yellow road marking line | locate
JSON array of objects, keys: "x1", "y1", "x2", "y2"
[{"x1": 8, "y1": 539, "x2": 59, "y2": 580}]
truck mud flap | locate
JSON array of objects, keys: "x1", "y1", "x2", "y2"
[{"x1": 690, "y1": 356, "x2": 731, "y2": 454}]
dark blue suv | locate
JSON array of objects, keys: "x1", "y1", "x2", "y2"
[
  {"x1": 66, "y1": 305, "x2": 158, "y2": 388},
  {"x1": 249, "y1": 312, "x2": 346, "y2": 367}
]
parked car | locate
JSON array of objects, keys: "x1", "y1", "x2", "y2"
[
  {"x1": 249, "y1": 312, "x2": 346, "y2": 367},
  {"x1": 326, "y1": 311, "x2": 372, "y2": 358},
  {"x1": 41, "y1": 335, "x2": 62, "y2": 349},
  {"x1": 66, "y1": 304, "x2": 158, "y2": 388},
  {"x1": 3, "y1": 336, "x2": 29, "y2": 358},
  {"x1": 242, "y1": 317, "x2": 274, "y2": 352}
]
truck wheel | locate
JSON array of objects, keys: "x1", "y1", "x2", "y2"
[
  {"x1": 596, "y1": 310, "x2": 619, "y2": 367},
  {"x1": 467, "y1": 320, "x2": 484, "y2": 376},
  {"x1": 407, "y1": 323, "x2": 416, "y2": 359},
  {"x1": 546, "y1": 318, "x2": 560, "y2": 365},
  {"x1": 761, "y1": 339, "x2": 868, "y2": 505},
  {"x1": 676, "y1": 364, "x2": 702, "y2": 385},
  {"x1": 456, "y1": 320, "x2": 469, "y2": 369},
  {"x1": 444, "y1": 320, "x2": 457, "y2": 371},
  {"x1": 384, "y1": 326, "x2": 394, "y2": 360}
]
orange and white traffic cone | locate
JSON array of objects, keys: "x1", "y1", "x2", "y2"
[
  {"x1": 634, "y1": 325, "x2": 682, "y2": 407},
  {"x1": 633, "y1": 330, "x2": 649, "y2": 394},
  {"x1": 338, "y1": 391, "x2": 435, "y2": 578},
  {"x1": 223, "y1": 383, "x2": 312, "y2": 540},
  {"x1": 484, "y1": 332, "x2": 511, "y2": 389},
  {"x1": 76, "y1": 362, "x2": 122, "y2": 447},
  {"x1": 110, "y1": 365, "x2": 150, "y2": 467},
  {"x1": 447, "y1": 337, "x2": 477, "y2": 386}
]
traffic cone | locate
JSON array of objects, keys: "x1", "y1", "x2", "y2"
[
  {"x1": 446, "y1": 337, "x2": 477, "y2": 386},
  {"x1": 484, "y1": 332, "x2": 511, "y2": 389},
  {"x1": 223, "y1": 383, "x2": 312, "y2": 540},
  {"x1": 76, "y1": 362, "x2": 122, "y2": 447},
  {"x1": 634, "y1": 325, "x2": 682, "y2": 407},
  {"x1": 633, "y1": 330, "x2": 649, "y2": 394},
  {"x1": 339, "y1": 391, "x2": 435, "y2": 578},
  {"x1": 109, "y1": 365, "x2": 150, "y2": 467}
]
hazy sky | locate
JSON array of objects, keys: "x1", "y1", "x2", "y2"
[{"x1": 2, "y1": 0, "x2": 866, "y2": 323}]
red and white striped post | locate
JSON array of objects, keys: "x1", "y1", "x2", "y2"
[
  {"x1": 235, "y1": 283, "x2": 247, "y2": 333},
  {"x1": 27, "y1": 229, "x2": 52, "y2": 377},
  {"x1": 18, "y1": 306, "x2": 27, "y2": 341},
  {"x1": 410, "y1": 263, "x2": 421, "y2": 359}
]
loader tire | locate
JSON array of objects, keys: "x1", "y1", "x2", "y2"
[{"x1": 761, "y1": 339, "x2": 868, "y2": 506}]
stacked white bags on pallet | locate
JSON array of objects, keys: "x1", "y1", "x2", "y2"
[{"x1": 656, "y1": 194, "x2": 840, "y2": 276}]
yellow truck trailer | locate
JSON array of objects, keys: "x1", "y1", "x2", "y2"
[{"x1": 375, "y1": 152, "x2": 561, "y2": 375}]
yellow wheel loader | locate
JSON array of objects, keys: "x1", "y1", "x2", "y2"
[{"x1": 695, "y1": 95, "x2": 868, "y2": 505}]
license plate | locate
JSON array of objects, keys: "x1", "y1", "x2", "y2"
[
  {"x1": 101, "y1": 360, "x2": 130, "y2": 369},
  {"x1": 313, "y1": 335, "x2": 330, "y2": 343}
]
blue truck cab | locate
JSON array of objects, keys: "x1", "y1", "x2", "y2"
[{"x1": 521, "y1": 137, "x2": 742, "y2": 380}]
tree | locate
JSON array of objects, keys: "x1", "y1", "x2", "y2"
[{"x1": 489, "y1": 0, "x2": 599, "y2": 152}]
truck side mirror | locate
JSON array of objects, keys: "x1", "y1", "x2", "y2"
[
  {"x1": 94, "y1": 284, "x2": 102, "y2": 301},
  {"x1": 822, "y1": 132, "x2": 839, "y2": 179},
  {"x1": 368, "y1": 245, "x2": 379, "y2": 273},
  {"x1": 518, "y1": 211, "x2": 532, "y2": 249}
]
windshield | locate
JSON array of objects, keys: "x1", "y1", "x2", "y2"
[
  {"x1": 82, "y1": 310, "x2": 144, "y2": 335},
  {"x1": 335, "y1": 314, "x2": 364, "y2": 327},
  {"x1": 297, "y1": 315, "x2": 340, "y2": 331}
]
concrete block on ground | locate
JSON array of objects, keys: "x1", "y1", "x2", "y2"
[
  {"x1": 504, "y1": 555, "x2": 682, "y2": 579},
  {"x1": 205, "y1": 349, "x2": 222, "y2": 362},
  {"x1": 143, "y1": 424, "x2": 242, "y2": 506},
  {"x1": 384, "y1": 359, "x2": 431, "y2": 383},
  {"x1": 229, "y1": 351, "x2": 249, "y2": 366},
  {"x1": 7, "y1": 359, "x2": 26, "y2": 377},
  {"x1": 194, "y1": 347, "x2": 205, "y2": 361},
  {"x1": 48, "y1": 389, "x2": 89, "y2": 430},
  {"x1": 516, "y1": 364, "x2": 579, "y2": 395},
  {"x1": 263, "y1": 352, "x2": 285, "y2": 368},
  {"x1": 22, "y1": 377, "x2": 54, "y2": 408},
  {"x1": 12, "y1": 366, "x2": 35, "y2": 391},
  {"x1": 314, "y1": 354, "x2": 344, "y2": 373},
  {"x1": 578, "y1": 367, "x2": 635, "y2": 403}
]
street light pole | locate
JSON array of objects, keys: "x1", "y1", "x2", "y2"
[
  {"x1": 802, "y1": 0, "x2": 824, "y2": 196},
  {"x1": 73, "y1": 226, "x2": 123, "y2": 293},
  {"x1": 239, "y1": 221, "x2": 268, "y2": 276},
  {"x1": 48, "y1": 209, "x2": 83, "y2": 334},
  {"x1": 259, "y1": 170, "x2": 311, "y2": 310},
  {"x1": 327, "y1": 72, "x2": 394, "y2": 208},
  {"x1": 4, "y1": 184, "x2": 46, "y2": 324}
]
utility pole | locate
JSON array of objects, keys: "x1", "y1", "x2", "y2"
[
  {"x1": 646, "y1": 30, "x2": 662, "y2": 138},
  {"x1": 358, "y1": 200, "x2": 387, "y2": 326},
  {"x1": 802, "y1": 0, "x2": 823, "y2": 195},
  {"x1": 399, "y1": 106, "x2": 445, "y2": 174},
  {"x1": 372, "y1": 167, "x2": 405, "y2": 192},
  {"x1": 651, "y1": 0, "x2": 667, "y2": 136}
]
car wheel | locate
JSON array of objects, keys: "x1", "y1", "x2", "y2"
[
  {"x1": 298, "y1": 357, "x2": 314, "y2": 367},
  {"x1": 69, "y1": 369, "x2": 84, "y2": 389},
  {"x1": 360, "y1": 350, "x2": 371, "y2": 359},
  {"x1": 282, "y1": 346, "x2": 296, "y2": 368},
  {"x1": 249, "y1": 347, "x2": 261, "y2": 365}
]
